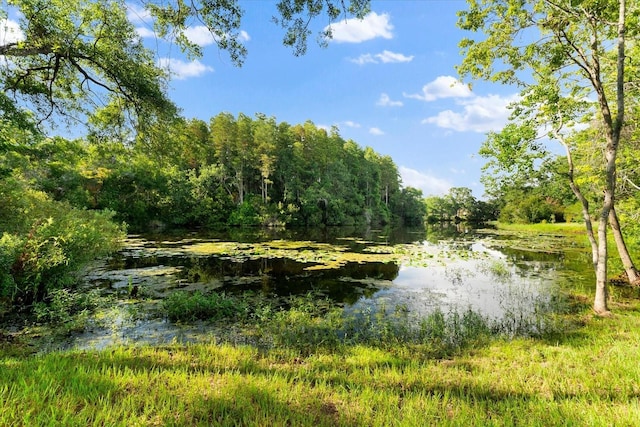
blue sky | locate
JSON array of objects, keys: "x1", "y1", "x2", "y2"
[{"x1": 3, "y1": 1, "x2": 521, "y2": 198}]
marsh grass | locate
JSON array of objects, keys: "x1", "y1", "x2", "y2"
[
  {"x1": 496, "y1": 222, "x2": 588, "y2": 234},
  {"x1": 152, "y1": 289, "x2": 551, "y2": 359},
  {"x1": 162, "y1": 291, "x2": 249, "y2": 322},
  {"x1": 33, "y1": 288, "x2": 107, "y2": 325},
  {"x1": 261, "y1": 295, "x2": 568, "y2": 359}
]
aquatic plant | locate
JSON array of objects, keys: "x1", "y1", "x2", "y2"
[{"x1": 162, "y1": 291, "x2": 249, "y2": 322}]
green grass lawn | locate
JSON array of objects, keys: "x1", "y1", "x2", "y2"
[
  {"x1": 2, "y1": 303, "x2": 639, "y2": 426},
  {"x1": 2, "y1": 224, "x2": 640, "y2": 426},
  {"x1": 495, "y1": 221, "x2": 589, "y2": 234}
]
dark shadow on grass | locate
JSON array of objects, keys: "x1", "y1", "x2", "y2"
[{"x1": 0, "y1": 349, "x2": 359, "y2": 426}]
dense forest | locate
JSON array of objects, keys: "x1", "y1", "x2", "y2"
[
  {"x1": 0, "y1": 110, "x2": 427, "y2": 308},
  {"x1": 15, "y1": 114, "x2": 426, "y2": 230}
]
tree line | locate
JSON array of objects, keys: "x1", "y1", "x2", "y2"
[
  {"x1": 35, "y1": 114, "x2": 425, "y2": 230},
  {"x1": 424, "y1": 187, "x2": 497, "y2": 224}
]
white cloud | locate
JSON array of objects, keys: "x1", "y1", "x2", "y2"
[
  {"x1": 351, "y1": 50, "x2": 413, "y2": 65},
  {"x1": 126, "y1": 3, "x2": 152, "y2": 25},
  {"x1": 405, "y1": 75, "x2": 518, "y2": 133},
  {"x1": 1, "y1": 19, "x2": 24, "y2": 44},
  {"x1": 369, "y1": 127, "x2": 385, "y2": 135},
  {"x1": 341, "y1": 121, "x2": 361, "y2": 128},
  {"x1": 350, "y1": 54, "x2": 377, "y2": 65},
  {"x1": 183, "y1": 26, "x2": 216, "y2": 46},
  {"x1": 423, "y1": 93, "x2": 518, "y2": 133},
  {"x1": 376, "y1": 50, "x2": 413, "y2": 63},
  {"x1": 377, "y1": 93, "x2": 403, "y2": 107},
  {"x1": 127, "y1": 4, "x2": 157, "y2": 38},
  {"x1": 135, "y1": 27, "x2": 156, "y2": 39},
  {"x1": 157, "y1": 58, "x2": 214, "y2": 80},
  {"x1": 327, "y1": 12, "x2": 393, "y2": 43},
  {"x1": 400, "y1": 166, "x2": 451, "y2": 196},
  {"x1": 238, "y1": 30, "x2": 251, "y2": 42},
  {"x1": 182, "y1": 27, "x2": 250, "y2": 46},
  {"x1": 404, "y1": 75, "x2": 472, "y2": 102}
]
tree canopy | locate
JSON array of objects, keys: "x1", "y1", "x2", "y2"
[
  {"x1": 1, "y1": 0, "x2": 175, "y2": 131},
  {"x1": 0, "y1": 0, "x2": 371, "y2": 132},
  {"x1": 458, "y1": 0, "x2": 639, "y2": 314},
  {"x1": 38, "y1": 114, "x2": 422, "y2": 230}
]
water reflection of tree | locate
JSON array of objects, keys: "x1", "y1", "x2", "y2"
[{"x1": 175, "y1": 255, "x2": 399, "y2": 304}]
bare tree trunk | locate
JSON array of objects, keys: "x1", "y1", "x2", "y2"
[
  {"x1": 592, "y1": 0, "x2": 626, "y2": 315},
  {"x1": 261, "y1": 177, "x2": 267, "y2": 203},
  {"x1": 236, "y1": 169, "x2": 244, "y2": 205},
  {"x1": 594, "y1": 201, "x2": 611, "y2": 315},
  {"x1": 559, "y1": 138, "x2": 598, "y2": 271},
  {"x1": 609, "y1": 206, "x2": 640, "y2": 284}
]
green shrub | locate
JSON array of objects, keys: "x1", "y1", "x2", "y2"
[
  {"x1": 499, "y1": 194, "x2": 563, "y2": 223},
  {"x1": 33, "y1": 288, "x2": 105, "y2": 324},
  {"x1": 228, "y1": 196, "x2": 261, "y2": 226},
  {"x1": 0, "y1": 234, "x2": 22, "y2": 315},
  {"x1": 162, "y1": 291, "x2": 249, "y2": 322},
  {"x1": 0, "y1": 176, "x2": 125, "y2": 305}
]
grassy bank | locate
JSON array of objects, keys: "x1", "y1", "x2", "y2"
[
  {"x1": 494, "y1": 221, "x2": 588, "y2": 233},
  {"x1": 2, "y1": 224, "x2": 640, "y2": 426},
  {"x1": 1, "y1": 301, "x2": 639, "y2": 426}
]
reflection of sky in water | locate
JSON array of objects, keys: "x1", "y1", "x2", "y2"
[
  {"x1": 65, "y1": 233, "x2": 565, "y2": 350},
  {"x1": 349, "y1": 241, "x2": 559, "y2": 321}
]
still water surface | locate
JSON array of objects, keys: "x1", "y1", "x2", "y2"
[{"x1": 65, "y1": 225, "x2": 590, "y2": 349}]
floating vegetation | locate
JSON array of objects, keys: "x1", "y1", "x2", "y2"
[
  {"x1": 51, "y1": 226, "x2": 578, "y2": 351},
  {"x1": 82, "y1": 265, "x2": 188, "y2": 297},
  {"x1": 475, "y1": 227, "x2": 584, "y2": 255}
]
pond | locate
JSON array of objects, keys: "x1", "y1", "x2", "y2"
[{"x1": 58, "y1": 225, "x2": 591, "y2": 350}]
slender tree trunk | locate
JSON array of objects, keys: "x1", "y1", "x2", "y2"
[
  {"x1": 594, "y1": 215, "x2": 610, "y2": 315},
  {"x1": 559, "y1": 138, "x2": 598, "y2": 271},
  {"x1": 236, "y1": 169, "x2": 244, "y2": 204},
  {"x1": 609, "y1": 207, "x2": 640, "y2": 284},
  {"x1": 592, "y1": 132, "x2": 617, "y2": 316},
  {"x1": 592, "y1": 0, "x2": 626, "y2": 315}
]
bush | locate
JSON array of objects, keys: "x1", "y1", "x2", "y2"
[
  {"x1": 0, "y1": 234, "x2": 22, "y2": 309},
  {"x1": 162, "y1": 291, "x2": 249, "y2": 322},
  {"x1": 0, "y1": 176, "x2": 125, "y2": 305},
  {"x1": 499, "y1": 194, "x2": 564, "y2": 224},
  {"x1": 33, "y1": 288, "x2": 105, "y2": 324},
  {"x1": 228, "y1": 196, "x2": 261, "y2": 226}
]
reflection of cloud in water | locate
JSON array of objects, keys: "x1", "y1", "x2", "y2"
[
  {"x1": 69, "y1": 229, "x2": 567, "y2": 348},
  {"x1": 358, "y1": 251, "x2": 556, "y2": 323},
  {"x1": 392, "y1": 262, "x2": 504, "y2": 316},
  {"x1": 471, "y1": 242, "x2": 507, "y2": 259}
]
